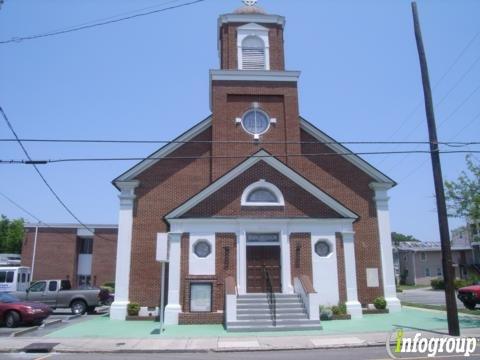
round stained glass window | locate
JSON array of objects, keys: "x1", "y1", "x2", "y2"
[
  {"x1": 241, "y1": 109, "x2": 270, "y2": 135},
  {"x1": 193, "y1": 240, "x2": 211, "y2": 258},
  {"x1": 315, "y1": 240, "x2": 331, "y2": 257}
]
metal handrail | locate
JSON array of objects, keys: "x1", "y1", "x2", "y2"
[{"x1": 263, "y1": 265, "x2": 276, "y2": 326}]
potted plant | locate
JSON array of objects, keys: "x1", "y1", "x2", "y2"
[{"x1": 127, "y1": 302, "x2": 140, "y2": 317}]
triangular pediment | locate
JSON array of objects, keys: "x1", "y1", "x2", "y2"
[{"x1": 165, "y1": 150, "x2": 358, "y2": 220}]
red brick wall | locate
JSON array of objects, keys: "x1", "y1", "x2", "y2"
[
  {"x1": 336, "y1": 232, "x2": 347, "y2": 303},
  {"x1": 211, "y1": 83, "x2": 301, "y2": 180},
  {"x1": 289, "y1": 233, "x2": 313, "y2": 281},
  {"x1": 129, "y1": 129, "x2": 212, "y2": 307},
  {"x1": 219, "y1": 22, "x2": 285, "y2": 71},
  {"x1": 91, "y1": 229, "x2": 117, "y2": 287},
  {"x1": 21, "y1": 228, "x2": 77, "y2": 282},
  {"x1": 289, "y1": 130, "x2": 384, "y2": 305},
  {"x1": 184, "y1": 161, "x2": 342, "y2": 219},
  {"x1": 177, "y1": 233, "x2": 237, "y2": 325}
]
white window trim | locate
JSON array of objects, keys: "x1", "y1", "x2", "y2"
[
  {"x1": 241, "y1": 179, "x2": 285, "y2": 207},
  {"x1": 237, "y1": 23, "x2": 270, "y2": 71}
]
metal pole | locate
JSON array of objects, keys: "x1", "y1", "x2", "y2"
[
  {"x1": 31, "y1": 224, "x2": 39, "y2": 280},
  {"x1": 411, "y1": 1, "x2": 460, "y2": 336},
  {"x1": 159, "y1": 262, "x2": 166, "y2": 334}
]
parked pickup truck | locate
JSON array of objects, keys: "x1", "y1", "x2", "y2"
[
  {"x1": 457, "y1": 284, "x2": 480, "y2": 310},
  {"x1": 12, "y1": 279, "x2": 109, "y2": 315}
]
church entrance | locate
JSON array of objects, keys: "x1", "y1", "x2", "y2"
[{"x1": 246, "y1": 233, "x2": 282, "y2": 293}]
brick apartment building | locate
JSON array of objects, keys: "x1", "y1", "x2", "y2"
[
  {"x1": 110, "y1": 1, "x2": 400, "y2": 329},
  {"x1": 22, "y1": 224, "x2": 117, "y2": 287}
]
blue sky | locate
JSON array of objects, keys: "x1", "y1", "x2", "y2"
[{"x1": 0, "y1": 0, "x2": 479, "y2": 241}]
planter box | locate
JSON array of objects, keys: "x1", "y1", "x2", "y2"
[
  {"x1": 331, "y1": 314, "x2": 351, "y2": 320},
  {"x1": 362, "y1": 308, "x2": 389, "y2": 315},
  {"x1": 126, "y1": 315, "x2": 155, "y2": 321}
]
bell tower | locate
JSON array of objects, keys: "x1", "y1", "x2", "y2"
[{"x1": 210, "y1": 1, "x2": 302, "y2": 180}]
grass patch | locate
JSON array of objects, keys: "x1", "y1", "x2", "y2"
[
  {"x1": 397, "y1": 285, "x2": 431, "y2": 292},
  {"x1": 402, "y1": 302, "x2": 480, "y2": 316}
]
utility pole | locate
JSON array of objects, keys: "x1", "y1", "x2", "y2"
[{"x1": 411, "y1": 2, "x2": 460, "y2": 336}]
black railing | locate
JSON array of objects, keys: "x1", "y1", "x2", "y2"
[{"x1": 263, "y1": 265, "x2": 276, "y2": 326}]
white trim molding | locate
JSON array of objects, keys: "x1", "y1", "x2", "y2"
[
  {"x1": 300, "y1": 117, "x2": 396, "y2": 186},
  {"x1": 237, "y1": 23, "x2": 270, "y2": 71},
  {"x1": 241, "y1": 179, "x2": 285, "y2": 207},
  {"x1": 113, "y1": 117, "x2": 212, "y2": 184},
  {"x1": 342, "y1": 231, "x2": 363, "y2": 319},
  {"x1": 165, "y1": 150, "x2": 358, "y2": 220},
  {"x1": 164, "y1": 233, "x2": 182, "y2": 325},
  {"x1": 110, "y1": 180, "x2": 139, "y2": 320},
  {"x1": 370, "y1": 182, "x2": 401, "y2": 313}
]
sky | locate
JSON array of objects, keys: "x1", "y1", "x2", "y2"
[{"x1": 0, "y1": 0, "x2": 479, "y2": 242}]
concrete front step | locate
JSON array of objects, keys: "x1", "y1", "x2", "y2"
[
  {"x1": 228, "y1": 319, "x2": 320, "y2": 327},
  {"x1": 226, "y1": 321, "x2": 322, "y2": 332},
  {"x1": 237, "y1": 299, "x2": 303, "y2": 306},
  {"x1": 237, "y1": 313, "x2": 309, "y2": 320},
  {"x1": 238, "y1": 294, "x2": 300, "y2": 299},
  {"x1": 237, "y1": 308, "x2": 306, "y2": 315},
  {"x1": 237, "y1": 304, "x2": 304, "y2": 310}
]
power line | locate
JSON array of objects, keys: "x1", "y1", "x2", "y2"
[
  {"x1": 0, "y1": 106, "x2": 113, "y2": 243},
  {"x1": 375, "y1": 29, "x2": 480, "y2": 164},
  {"x1": 0, "y1": 190, "x2": 116, "y2": 243},
  {"x1": 1, "y1": 150, "x2": 479, "y2": 165},
  {"x1": 385, "y1": 82, "x2": 480, "y2": 173},
  {"x1": 0, "y1": 138, "x2": 478, "y2": 146},
  {"x1": 0, "y1": 0, "x2": 207, "y2": 44}
]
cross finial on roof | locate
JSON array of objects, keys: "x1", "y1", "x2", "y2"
[{"x1": 243, "y1": 0, "x2": 258, "y2": 6}]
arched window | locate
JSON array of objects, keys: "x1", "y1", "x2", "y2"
[
  {"x1": 247, "y1": 188, "x2": 277, "y2": 203},
  {"x1": 241, "y1": 180, "x2": 285, "y2": 206},
  {"x1": 241, "y1": 36, "x2": 266, "y2": 70}
]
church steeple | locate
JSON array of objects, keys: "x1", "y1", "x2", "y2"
[{"x1": 217, "y1": 1, "x2": 286, "y2": 71}]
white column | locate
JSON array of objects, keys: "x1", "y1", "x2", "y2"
[
  {"x1": 110, "y1": 180, "x2": 139, "y2": 320},
  {"x1": 370, "y1": 182, "x2": 401, "y2": 313},
  {"x1": 281, "y1": 229, "x2": 293, "y2": 294},
  {"x1": 342, "y1": 231, "x2": 363, "y2": 319},
  {"x1": 237, "y1": 231, "x2": 247, "y2": 295},
  {"x1": 164, "y1": 233, "x2": 182, "y2": 325}
]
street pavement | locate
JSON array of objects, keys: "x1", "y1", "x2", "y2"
[
  {"x1": 398, "y1": 288, "x2": 467, "y2": 308},
  {"x1": 2, "y1": 346, "x2": 480, "y2": 360}
]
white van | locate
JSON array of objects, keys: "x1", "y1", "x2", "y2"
[{"x1": 0, "y1": 266, "x2": 31, "y2": 292}]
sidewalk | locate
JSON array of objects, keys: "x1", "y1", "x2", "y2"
[
  {"x1": 1, "y1": 307, "x2": 479, "y2": 353},
  {"x1": 1, "y1": 329, "x2": 479, "y2": 353}
]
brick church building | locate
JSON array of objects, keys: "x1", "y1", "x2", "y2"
[{"x1": 110, "y1": 1, "x2": 400, "y2": 330}]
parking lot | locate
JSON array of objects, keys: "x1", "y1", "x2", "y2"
[{"x1": 0, "y1": 307, "x2": 109, "y2": 338}]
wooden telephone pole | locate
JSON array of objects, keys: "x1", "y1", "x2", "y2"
[{"x1": 411, "y1": 2, "x2": 460, "y2": 336}]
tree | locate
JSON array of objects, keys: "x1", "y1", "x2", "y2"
[
  {"x1": 391, "y1": 232, "x2": 420, "y2": 246},
  {"x1": 0, "y1": 215, "x2": 25, "y2": 254},
  {"x1": 445, "y1": 155, "x2": 480, "y2": 236}
]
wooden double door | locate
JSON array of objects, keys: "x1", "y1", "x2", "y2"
[{"x1": 246, "y1": 246, "x2": 282, "y2": 293}]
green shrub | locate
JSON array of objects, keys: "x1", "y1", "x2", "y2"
[
  {"x1": 396, "y1": 287, "x2": 403, "y2": 293},
  {"x1": 319, "y1": 306, "x2": 333, "y2": 321},
  {"x1": 373, "y1": 297, "x2": 387, "y2": 310},
  {"x1": 431, "y1": 278, "x2": 445, "y2": 290},
  {"x1": 103, "y1": 282, "x2": 115, "y2": 291},
  {"x1": 127, "y1": 302, "x2": 140, "y2": 316},
  {"x1": 454, "y1": 279, "x2": 470, "y2": 290},
  {"x1": 331, "y1": 303, "x2": 347, "y2": 315}
]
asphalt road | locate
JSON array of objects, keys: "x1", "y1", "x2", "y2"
[
  {"x1": 0, "y1": 308, "x2": 108, "y2": 338},
  {"x1": 398, "y1": 288, "x2": 468, "y2": 309},
  {"x1": 2, "y1": 347, "x2": 480, "y2": 360}
]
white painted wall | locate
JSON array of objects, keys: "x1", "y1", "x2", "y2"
[
  {"x1": 310, "y1": 234, "x2": 339, "y2": 306},
  {"x1": 189, "y1": 233, "x2": 216, "y2": 275}
]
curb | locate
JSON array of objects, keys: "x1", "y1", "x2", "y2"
[
  {"x1": 10, "y1": 326, "x2": 39, "y2": 338},
  {"x1": 42, "y1": 319, "x2": 63, "y2": 327}
]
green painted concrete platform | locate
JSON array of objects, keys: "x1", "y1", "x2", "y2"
[{"x1": 46, "y1": 307, "x2": 480, "y2": 339}]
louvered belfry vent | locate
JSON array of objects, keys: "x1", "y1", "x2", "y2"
[{"x1": 242, "y1": 36, "x2": 266, "y2": 70}]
